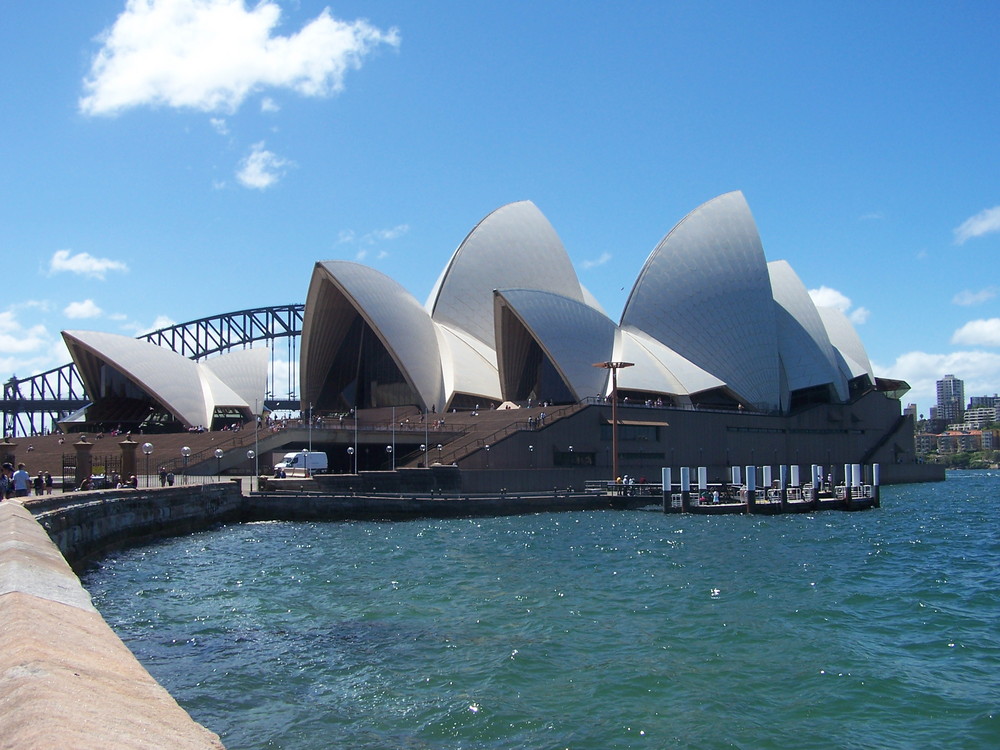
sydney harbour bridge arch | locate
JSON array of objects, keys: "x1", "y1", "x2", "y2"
[{"x1": 2, "y1": 304, "x2": 304, "y2": 438}]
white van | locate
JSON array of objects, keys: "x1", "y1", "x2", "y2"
[{"x1": 274, "y1": 450, "x2": 328, "y2": 476}]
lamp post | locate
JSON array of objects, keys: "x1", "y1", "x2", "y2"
[
  {"x1": 386, "y1": 444, "x2": 394, "y2": 471},
  {"x1": 485, "y1": 443, "x2": 490, "y2": 469},
  {"x1": 352, "y1": 407, "x2": 358, "y2": 473},
  {"x1": 181, "y1": 446, "x2": 191, "y2": 485},
  {"x1": 592, "y1": 361, "x2": 635, "y2": 483},
  {"x1": 141, "y1": 442, "x2": 153, "y2": 488},
  {"x1": 420, "y1": 443, "x2": 427, "y2": 468},
  {"x1": 308, "y1": 402, "x2": 313, "y2": 453},
  {"x1": 247, "y1": 449, "x2": 256, "y2": 492},
  {"x1": 437, "y1": 443, "x2": 442, "y2": 464},
  {"x1": 347, "y1": 446, "x2": 355, "y2": 474},
  {"x1": 529, "y1": 444, "x2": 534, "y2": 468},
  {"x1": 214, "y1": 448, "x2": 224, "y2": 481}
]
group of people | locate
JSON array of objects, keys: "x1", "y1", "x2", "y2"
[
  {"x1": 0, "y1": 463, "x2": 53, "y2": 499},
  {"x1": 614, "y1": 474, "x2": 648, "y2": 496},
  {"x1": 157, "y1": 467, "x2": 175, "y2": 486},
  {"x1": 78, "y1": 473, "x2": 138, "y2": 491}
]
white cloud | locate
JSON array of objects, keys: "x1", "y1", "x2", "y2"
[
  {"x1": 848, "y1": 307, "x2": 870, "y2": 325},
  {"x1": 209, "y1": 117, "x2": 229, "y2": 135},
  {"x1": 809, "y1": 285, "x2": 869, "y2": 325},
  {"x1": 260, "y1": 97, "x2": 279, "y2": 113},
  {"x1": 236, "y1": 141, "x2": 290, "y2": 189},
  {"x1": 119, "y1": 314, "x2": 177, "y2": 337},
  {"x1": 64, "y1": 299, "x2": 104, "y2": 319},
  {"x1": 954, "y1": 205, "x2": 1000, "y2": 245},
  {"x1": 858, "y1": 211, "x2": 884, "y2": 221},
  {"x1": 0, "y1": 310, "x2": 50, "y2": 355},
  {"x1": 581, "y1": 252, "x2": 612, "y2": 270},
  {"x1": 49, "y1": 249, "x2": 128, "y2": 280},
  {"x1": 808, "y1": 286, "x2": 851, "y2": 312},
  {"x1": 953, "y1": 287, "x2": 998, "y2": 306},
  {"x1": 80, "y1": 0, "x2": 400, "y2": 116},
  {"x1": 337, "y1": 225, "x2": 409, "y2": 251},
  {"x1": 878, "y1": 349, "x2": 1000, "y2": 418},
  {"x1": 368, "y1": 225, "x2": 410, "y2": 242},
  {"x1": 951, "y1": 318, "x2": 1000, "y2": 347}
]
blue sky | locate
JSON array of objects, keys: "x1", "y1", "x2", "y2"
[{"x1": 2, "y1": 0, "x2": 998, "y2": 418}]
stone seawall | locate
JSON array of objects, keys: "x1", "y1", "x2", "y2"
[
  {"x1": 0, "y1": 500, "x2": 224, "y2": 749},
  {"x1": 245, "y1": 490, "x2": 650, "y2": 522},
  {"x1": 28, "y1": 483, "x2": 245, "y2": 568}
]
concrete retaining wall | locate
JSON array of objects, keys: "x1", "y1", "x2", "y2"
[
  {"x1": 0, "y1": 501, "x2": 224, "y2": 749},
  {"x1": 28, "y1": 483, "x2": 244, "y2": 568}
]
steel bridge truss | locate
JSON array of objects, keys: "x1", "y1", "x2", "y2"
[{"x1": 2, "y1": 304, "x2": 304, "y2": 438}]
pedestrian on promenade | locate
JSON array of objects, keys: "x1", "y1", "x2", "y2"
[
  {"x1": 11, "y1": 463, "x2": 32, "y2": 497},
  {"x1": 0, "y1": 463, "x2": 11, "y2": 500},
  {"x1": 33, "y1": 472, "x2": 44, "y2": 496}
]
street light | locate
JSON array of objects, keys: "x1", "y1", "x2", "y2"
[
  {"x1": 347, "y1": 446, "x2": 356, "y2": 474},
  {"x1": 247, "y1": 449, "x2": 256, "y2": 492},
  {"x1": 181, "y1": 446, "x2": 191, "y2": 485},
  {"x1": 529, "y1": 444, "x2": 534, "y2": 468},
  {"x1": 214, "y1": 448, "x2": 224, "y2": 481},
  {"x1": 420, "y1": 443, "x2": 427, "y2": 468},
  {"x1": 141, "y1": 442, "x2": 153, "y2": 488},
  {"x1": 351, "y1": 407, "x2": 359, "y2": 474},
  {"x1": 484, "y1": 443, "x2": 490, "y2": 469},
  {"x1": 592, "y1": 360, "x2": 635, "y2": 482},
  {"x1": 386, "y1": 444, "x2": 394, "y2": 471},
  {"x1": 436, "y1": 443, "x2": 442, "y2": 464}
]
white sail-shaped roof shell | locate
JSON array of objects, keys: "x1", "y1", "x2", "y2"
[
  {"x1": 62, "y1": 330, "x2": 264, "y2": 428},
  {"x1": 621, "y1": 191, "x2": 781, "y2": 411},
  {"x1": 301, "y1": 261, "x2": 445, "y2": 411},
  {"x1": 494, "y1": 289, "x2": 617, "y2": 401},
  {"x1": 435, "y1": 324, "x2": 501, "y2": 404},
  {"x1": 768, "y1": 260, "x2": 849, "y2": 403},
  {"x1": 816, "y1": 306, "x2": 875, "y2": 382},
  {"x1": 428, "y1": 201, "x2": 585, "y2": 349},
  {"x1": 202, "y1": 347, "x2": 270, "y2": 416},
  {"x1": 615, "y1": 327, "x2": 725, "y2": 399}
]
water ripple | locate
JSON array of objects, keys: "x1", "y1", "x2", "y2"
[{"x1": 83, "y1": 472, "x2": 1000, "y2": 749}]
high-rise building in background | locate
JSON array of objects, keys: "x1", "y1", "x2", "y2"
[{"x1": 936, "y1": 374, "x2": 965, "y2": 423}]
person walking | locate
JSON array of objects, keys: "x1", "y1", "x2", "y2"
[
  {"x1": 11, "y1": 463, "x2": 32, "y2": 498},
  {"x1": 0, "y1": 463, "x2": 11, "y2": 500}
]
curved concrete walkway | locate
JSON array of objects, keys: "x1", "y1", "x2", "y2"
[{"x1": 0, "y1": 501, "x2": 223, "y2": 749}]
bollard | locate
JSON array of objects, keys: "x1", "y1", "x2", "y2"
[{"x1": 680, "y1": 467, "x2": 691, "y2": 512}]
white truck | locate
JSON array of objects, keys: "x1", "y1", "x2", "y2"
[{"x1": 274, "y1": 450, "x2": 328, "y2": 477}]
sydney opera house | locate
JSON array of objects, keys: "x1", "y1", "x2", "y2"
[{"x1": 41, "y1": 191, "x2": 916, "y2": 486}]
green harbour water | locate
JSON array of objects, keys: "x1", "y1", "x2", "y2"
[{"x1": 83, "y1": 471, "x2": 1000, "y2": 749}]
